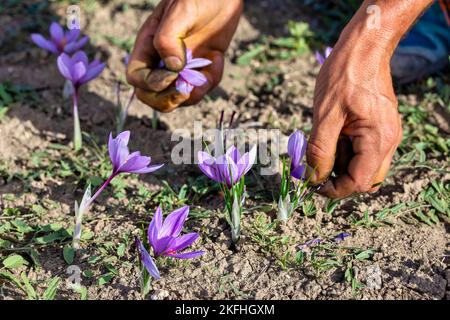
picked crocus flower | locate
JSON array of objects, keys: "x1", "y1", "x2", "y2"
[
  {"x1": 198, "y1": 145, "x2": 256, "y2": 243},
  {"x1": 198, "y1": 145, "x2": 256, "y2": 188},
  {"x1": 72, "y1": 130, "x2": 163, "y2": 249},
  {"x1": 315, "y1": 47, "x2": 333, "y2": 65},
  {"x1": 160, "y1": 49, "x2": 212, "y2": 95},
  {"x1": 31, "y1": 22, "x2": 89, "y2": 55},
  {"x1": 332, "y1": 232, "x2": 351, "y2": 243},
  {"x1": 57, "y1": 51, "x2": 105, "y2": 150},
  {"x1": 136, "y1": 206, "x2": 204, "y2": 280},
  {"x1": 287, "y1": 130, "x2": 307, "y2": 180}
]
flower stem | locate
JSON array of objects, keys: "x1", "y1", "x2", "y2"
[
  {"x1": 86, "y1": 173, "x2": 116, "y2": 208},
  {"x1": 152, "y1": 109, "x2": 159, "y2": 130},
  {"x1": 73, "y1": 172, "x2": 116, "y2": 249},
  {"x1": 73, "y1": 88, "x2": 82, "y2": 151},
  {"x1": 117, "y1": 87, "x2": 136, "y2": 133}
]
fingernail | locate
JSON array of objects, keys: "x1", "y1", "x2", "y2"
[{"x1": 164, "y1": 56, "x2": 183, "y2": 71}]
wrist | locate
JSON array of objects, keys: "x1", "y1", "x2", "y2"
[{"x1": 335, "y1": 0, "x2": 434, "y2": 61}]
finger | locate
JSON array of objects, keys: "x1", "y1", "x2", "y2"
[
  {"x1": 333, "y1": 135, "x2": 353, "y2": 176},
  {"x1": 154, "y1": 0, "x2": 195, "y2": 71},
  {"x1": 127, "y1": 3, "x2": 174, "y2": 91},
  {"x1": 369, "y1": 117, "x2": 402, "y2": 192},
  {"x1": 319, "y1": 133, "x2": 384, "y2": 199},
  {"x1": 306, "y1": 102, "x2": 344, "y2": 184},
  {"x1": 182, "y1": 51, "x2": 224, "y2": 106},
  {"x1": 135, "y1": 87, "x2": 189, "y2": 113}
]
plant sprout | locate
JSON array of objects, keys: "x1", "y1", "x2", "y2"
[
  {"x1": 57, "y1": 51, "x2": 105, "y2": 150},
  {"x1": 116, "y1": 53, "x2": 136, "y2": 133},
  {"x1": 73, "y1": 131, "x2": 163, "y2": 248},
  {"x1": 278, "y1": 130, "x2": 311, "y2": 222}
]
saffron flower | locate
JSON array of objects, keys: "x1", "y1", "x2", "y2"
[
  {"x1": 136, "y1": 206, "x2": 204, "y2": 280},
  {"x1": 287, "y1": 130, "x2": 307, "y2": 180},
  {"x1": 315, "y1": 47, "x2": 332, "y2": 65},
  {"x1": 198, "y1": 145, "x2": 257, "y2": 188},
  {"x1": 57, "y1": 51, "x2": 105, "y2": 150},
  {"x1": 108, "y1": 131, "x2": 163, "y2": 175},
  {"x1": 160, "y1": 49, "x2": 212, "y2": 94},
  {"x1": 31, "y1": 22, "x2": 89, "y2": 55},
  {"x1": 198, "y1": 145, "x2": 256, "y2": 243},
  {"x1": 72, "y1": 131, "x2": 163, "y2": 249}
]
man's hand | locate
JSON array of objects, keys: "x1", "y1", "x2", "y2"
[
  {"x1": 307, "y1": 0, "x2": 434, "y2": 198},
  {"x1": 127, "y1": 0, "x2": 243, "y2": 112}
]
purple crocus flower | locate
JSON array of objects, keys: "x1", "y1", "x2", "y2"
[
  {"x1": 31, "y1": 22, "x2": 89, "y2": 55},
  {"x1": 57, "y1": 51, "x2": 106, "y2": 89},
  {"x1": 332, "y1": 232, "x2": 351, "y2": 243},
  {"x1": 108, "y1": 131, "x2": 163, "y2": 176},
  {"x1": 287, "y1": 130, "x2": 307, "y2": 179},
  {"x1": 136, "y1": 206, "x2": 204, "y2": 280},
  {"x1": 315, "y1": 47, "x2": 333, "y2": 65},
  {"x1": 160, "y1": 49, "x2": 212, "y2": 95},
  {"x1": 198, "y1": 145, "x2": 257, "y2": 188}
]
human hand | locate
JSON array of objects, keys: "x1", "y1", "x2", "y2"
[
  {"x1": 126, "y1": 0, "x2": 243, "y2": 112},
  {"x1": 307, "y1": 31, "x2": 402, "y2": 199}
]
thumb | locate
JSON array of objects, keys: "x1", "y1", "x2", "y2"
[
  {"x1": 154, "y1": 2, "x2": 194, "y2": 71},
  {"x1": 306, "y1": 105, "x2": 343, "y2": 184}
]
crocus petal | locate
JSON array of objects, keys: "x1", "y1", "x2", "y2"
[
  {"x1": 185, "y1": 49, "x2": 193, "y2": 62},
  {"x1": 57, "y1": 53, "x2": 73, "y2": 80},
  {"x1": 108, "y1": 133, "x2": 119, "y2": 168},
  {"x1": 65, "y1": 29, "x2": 80, "y2": 42},
  {"x1": 115, "y1": 131, "x2": 131, "y2": 145},
  {"x1": 237, "y1": 145, "x2": 257, "y2": 176},
  {"x1": 175, "y1": 78, "x2": 193, "y2": 94},
  {"x1": 148, "y1": 207, "x2": 163, "y2": 247},
  {"x1": 226, "y1": 146, "x2": 240, "y2": 163},
  {"x1": 168, "y1": 250, "x2": 204, "y2": 259},
  {"x1": 197, "y1": 151, "x2": 221, "y2": 182},
  {"x1": 179, "y1": 69, "x2": 207, "y2": 87},
  {"x1": 315, "y1": 51, "x2": 325, "y2": 65},
  {"x1": 159, "y1": 206, "x2": 189, "y2": 238},
  {"x1": 50, "y1": 22, "x2": 64, "y2": 43},
  {"x1": 118, "y1": 153, "x2": 151, "y2": 173},
  {"x1": 79, "y1": 62, "x2": 105, "y2": 85},
  {"x1": 31, "y1": 34, "x2": 58, "y2": 53},
  {"x1": 325, "y1": 47, "x2": 333, "y2": 58},
  {"x1": 152, "y1": 236, "x2": 175, "y2": 257},
  {"x1": 291, "y1": 164, "x2": 306, "y2": 180},
  {"x1": 287, "y1": 130, "x2": 306, "y2": 169},
  {"x1": 169, "y1": 232, "x2": 199, "y2": 252},
  {"x1": 64, "y1": 36, "x2": 89, "y2": 54},
  {"x1": 135, "y1": 238, "x2": 160, "y2": 280},
  {"x1": 217, "y1": 155, "x2": 240, "y2": 186},
  {"x1": 185, "y1": 58, "x2": 212, "y2": 69},
  {"x1": 128, "y1": 164, "x2": 164, "y2": 174},
  {"x1": 71, "y1": 61, "x2": 87, "y2": 83}
]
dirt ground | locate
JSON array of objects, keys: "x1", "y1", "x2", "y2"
[{"x1": 0, "y1": 0, "x2": 449, "y2": 300}]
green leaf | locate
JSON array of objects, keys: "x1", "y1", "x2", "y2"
[
  {"x1": 21, "y1": 272, "x2": 37, "y2": 300},
  {"x1": 63, "y1": 246, "x2": 75, "y2": 265},
  {"x1": 117, "y1": 243, "x2": 126, "y2": 257},
  {"x1": 355, "y1": 250, "x2": 373, "y2": 260},
  {"x1": 3, "y1": 254, "x2": 29, "y2": 269},
  {"x1": 97, "y1": 273, "x2": 114, "y2": 286},
  {"x1": 42, "y1": 277, "x2": 60, "y2": 300}
]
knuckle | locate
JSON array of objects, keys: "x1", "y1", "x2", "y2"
[
  {"x1": 307, "y1": 139, "x2": 331, "y2": 162},
  {"x1": 153, "y1": 33, "x2": 171, "y2": 52}
]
